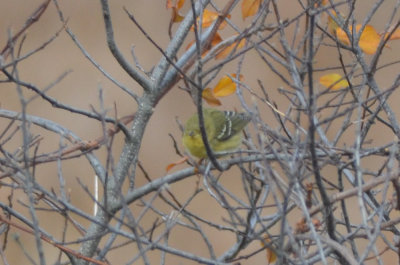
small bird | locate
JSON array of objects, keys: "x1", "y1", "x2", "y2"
[{"x1": 182, "y1": 108, "x2": 251, "y2": 159}]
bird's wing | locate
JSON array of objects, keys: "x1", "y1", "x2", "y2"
[{"x1": 215, "y1": 111, "x2": 251, "y2": 141}]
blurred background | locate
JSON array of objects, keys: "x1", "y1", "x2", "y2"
[{"x1": 1, "y1": 0, "x2": 400, "y2": 264}]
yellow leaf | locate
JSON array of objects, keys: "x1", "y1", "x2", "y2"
[
  {"x1": 336, "y1": 25, "x2": 381, "y2": 54},
  {"x1": 327, "y1": 11, "x2": 339, "y2": 35},
  {"x1": 213, "y1": 74, "x2": 243, "y2": 97},
  {"x1": 216, "y1": 38, "x2": 246, "y2": 59},
  {"x1": 242, "y1": 0, "x2": 261, "y2": 19},
  {"x1": 335, "y1": 27, "x2": 350, "y2": 45},
  {"x1": 358, "y1": 25, "x2": 381, "y2": 54},
  {"x1": 319, "y1": 73, "x2": 349, "y2": 90},
  {"x1": 266, "y1": 248, "x2": 277, "y2": 264},
  {"x1": 202, "y1": 88, "x2": 221, "y2": 106},
  {"x1": 260, "y1": 236, "x2": 277, "y2": 265}
]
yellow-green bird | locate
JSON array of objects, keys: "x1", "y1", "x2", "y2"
[{"x1": 183, "y1": 108, "x2": 251, "y2": 159}]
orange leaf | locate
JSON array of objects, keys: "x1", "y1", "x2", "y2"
[
  {"x1": 202, "y1": 88, "x2": 221, "y2": 106},
  {"x1": 382, "y1": 28, "x2": 400, "y2": 41},
  {"x1": 319, "y1": 73, "x2": 349, "y2": 90},
  {"x1": 166, "y1": 0, "x2": 185, "y2": 9},
  {"x1": 295, "y1": 218, "x2": 308, "y2": 234},
  {"x1": 210, "y1": 33, "x2": 223, "y2": 47},
  {"x1": 213, "y1": 74, "x2": 243, "y2": 97},
  {"x1": 185, "y1": 39, "x2": 195, "y2": 51},
  {"x1": 312, "y1": 219, "x2": 322, "y2": 229},
  {"x1": 171, "y1": 7, "x2": 184, "y2": 23},
  {"x1": 295, "y1": 218, "x2": 321, "y2": 234},
  {"x1": 242, "y1": 0, "x2": 261, "y2": 19},
  {"x1": 315, "y1": 0, "x2": 328, "y2": 7},
  {"x1": 176, "y1": 0, "x2": 185, "y2": 9},
  {"x1": 185, "y1": 33, "x2": 223, "y2": 57},
  {"x1": 186, "y1": 33, "x2": 223, "y2": 50},
  {"x1": 260, "y1": 236, "x2": 277, "y2": 265},
  {"x1": 200, "y1": 9, "x2": 219, "y2": 28},
  {"x1": 191, "y1": 9, "x2": 229, "y2": 31},
  {"x1": 166, "y1": 157, "x2": 189, "y2": 172},
  {"x1": 336, "y1": 25, "x2": 381, "y2": 54},
  {"x1": 216, "y1": 38, "x2": 246, "y2": 59}
]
